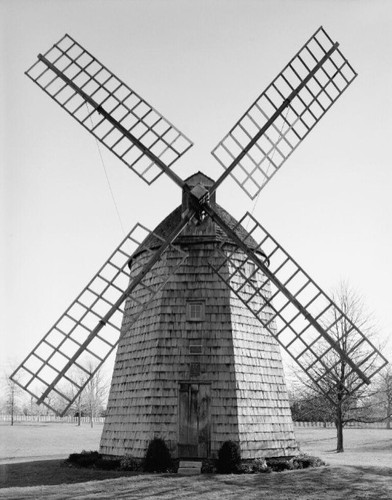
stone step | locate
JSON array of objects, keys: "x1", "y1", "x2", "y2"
[
  {"x1": 179, "y1": 461, "x2": 201, "y2": 468},
  {"x1": 178, "y1": 467, "x2": 201, "y2": 475},
  {"x1": 178, "y1": 460, "x2": 202, "y2": 475}
]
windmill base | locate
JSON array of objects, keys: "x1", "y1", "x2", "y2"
[
  {"x1": 100, "y1": 178, "x2": 298, "y2": 460},
  {"x1": 99, "y1": 242, "x2": 298, "y2": 460}
]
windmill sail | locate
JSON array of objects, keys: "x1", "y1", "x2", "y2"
[
  {"x1": 211, "y1": 26, "x2": 357, "y2": 199},
  {"x1": 208, "y1": 210, "x2": 388, "y2": 400},
  {"x1": 11, "y1": 223, "x2": 188, "y2": 416},
  {"x1": 25, "y1": 34, "x2": 193, "y2": 185}
]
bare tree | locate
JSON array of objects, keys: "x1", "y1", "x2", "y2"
[
  {"x1": 83, "y1": 360, "x2": 108, "y2": 428},
  {"x1": 2, "y1": 364, "x2": 25, "y2": 425},
  {"x1": 59, "y1": 367, "x2": 88, "y2": 425},
  {"x1": 4, "y1": 377, "x2": 19, "y2": 425},
  {"x1": 59, "y1": 358, "x2": 109, "y2": 425},
  {"x1": 293, "y1": 281, "x2": 383, "y2": 452},
  {"x1": 289, "y1": 388, "x2": 334, "y2": 425},
  {"x1": 369, "y1": 365, "x2": 392, "y2": 429},
  {"x1": 382, "y1": 367, "x2": 392, "y2": 429}
]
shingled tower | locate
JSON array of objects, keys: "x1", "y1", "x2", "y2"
[{"x1": 99, "y1": 172, "x2": 297, "y2": 459}]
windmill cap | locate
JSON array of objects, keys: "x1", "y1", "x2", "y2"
[
  {"x1": 184, "y1": 171, "x2": 215, "y2": 187},
  {"x1": 130, "y1": 172, "x2": 266, "y2": 263},
  {"x1": 131, "y1": 203, "x2": 265, "y2": 265},
  {"x1": 182, "y1": 171, "x2": 216, "y2": 208}
]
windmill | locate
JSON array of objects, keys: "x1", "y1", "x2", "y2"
[{"x1": 12, "y1": 27, "x2": 387, "y2": 460}]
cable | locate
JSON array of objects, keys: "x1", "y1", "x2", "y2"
[
  {"x1": 94, "y1": 138, "x2": 126, "y2": 236},
  {"x1": 86, "y1": 104, "x2": 126, "y2": 236}
]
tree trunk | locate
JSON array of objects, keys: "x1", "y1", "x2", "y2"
[
  {"x1": 77, "y1": 397, "x2": 81, "y2": 426},
  {"x1": 10, "y1": 389, "x2": 14, "y2": 427},
  {"x1": 90, "y1": 400, "x2": 94, "y2": 428},
  {"x1": 387, "y1": 400, "x2": 391, "y2": 430},
  {"x1": 336, "y1": 397, "x2": 344, "y2": 453}
]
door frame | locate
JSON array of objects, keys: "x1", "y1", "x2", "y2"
[{"x1": 177, "y1": 382, "x2": 211, "y2": 459}]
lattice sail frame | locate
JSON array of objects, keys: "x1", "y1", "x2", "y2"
[
  {"x1": 11, "y1": 224, "x2": 188, "y2": 415},
  {"x1": 209, "y1": 212, "x2": 388, "y2": 399},
  {"x1": 17, "y1": 27, "x2": 377, "y2": 413},
  {"x1": 25, "y1": 34, "x2": 193, "y2": 185},
  {"x1": 211, "y1": 26, "x2": 357, "y2": 199}
]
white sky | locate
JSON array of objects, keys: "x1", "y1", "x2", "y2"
[{"x1": 1, "y1": 0, "x2": 391, "y2": 379}]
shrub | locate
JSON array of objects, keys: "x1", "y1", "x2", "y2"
[
  {"x1": 217, "y1": 441, "x2": 241, "y2": 473},
  {"x1": 67, "y1": 451, "x2": 122, "y2": 470},
  {"x1": 234, "y1": 458, "x2": 270, "y2": 474},
  {"x1": 290, "y1": 454, "x2": 326, "y2": 469},
  {"x1": 266, "y1": 457, "x2": 291, "y2": 472},
  {"x1": 235, "y1": 463, "x2": 253, "y2": 474},
  {"x1": 252, "y1": 458, "x2": 270, "y2": 473},
  {"x1": 67, "y1": 450, "x2": 100, "y2": 467},
  {"x1": 144, "y1": 437, "x2": 172, "y2": 472},
  {"x1": 120, "y1": 454, "x2": 142, "y2": 471},
  {"x1": 267, "y1": 454, "x2": 326, "y2": 472}
]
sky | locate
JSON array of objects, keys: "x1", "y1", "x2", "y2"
[{"x1": 1, "y1": 0, "x2": 391, "y2": 383}]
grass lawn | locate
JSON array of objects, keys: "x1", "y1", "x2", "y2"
[
  {"x1": 0, "y1": 464, "x2": 391, "y2": 499},
  {"x1": 0, "y1": 421, "x2": 102, "y2": 464},
  {"x1": 295, "y1": 427, "x2": 392, "y2": 468},
  {"x1": 0, "y1": 422, "x2": 391, "y2": 499}
]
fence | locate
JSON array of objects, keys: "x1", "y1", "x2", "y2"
[
  {"x1": 0, "y1": 414, "x2": 105, "y2": 424},
  {"x1": 1, "y1": 414, "x2": 388, "y2": 428},
  {"x1": 294, "y1": 420, "x2": 389, "y2": 429}
]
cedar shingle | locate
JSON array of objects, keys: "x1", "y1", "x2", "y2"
[{"x1": 100, "y1": 178, "x2": 297, "y2": 459}]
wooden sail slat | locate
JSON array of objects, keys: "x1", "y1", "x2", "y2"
[{"x1": 10, "y1": 222, "x2": 188, "y2": 415}]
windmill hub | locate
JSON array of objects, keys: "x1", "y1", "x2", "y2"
[
  {"x1": 190, "y1": 182, "x2": 209, "y2": 201},
  {"x1": 182, "y1": 172, "x2": 215, "y2": 224}
]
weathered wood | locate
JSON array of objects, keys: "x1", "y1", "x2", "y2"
[{"x1": 100, "y1": 173, "x2": 298, "y2": 459}]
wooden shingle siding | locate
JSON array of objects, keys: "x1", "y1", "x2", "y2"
[{"x1": 100, "y1": 174, "x2": 298, "y2": 460}]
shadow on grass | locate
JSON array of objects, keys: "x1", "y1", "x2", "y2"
[
  {"x1": 1, "y1": 462, "x2": 391, "y2": 500},
  {"x1": 352, "y1": 466, "x2": 392, "y2": 477},
  {"x1": 204, "y1": 466, "x2": 392, "y2": 500},
  {"x1": 0, "y1": 459, "x2": 137, "y2": 489}
]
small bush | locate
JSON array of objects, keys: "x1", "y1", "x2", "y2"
[
  {"x1": 290, "y1": 454, "x2": 326, "y2": 469},
  {"x1": 144, "y1": 437, "x2": 172, "y2": 472},
  {"x1": 67, "y1": 451, "x2": 122, "y2": 470},
  {"x1": 67, "y1": 450, "x2": 100, "y2": 467},
  {"x1": 201, "y1": 452, "x2": 324, "y2": 475},
  {"x1": 267, "y1": 454, "x2": 326, "y2": 472},
  {"x1": 234, "y1": 458, "x2": 270, "y2": 474},
  {"x1": 235, "y1": 463, "x2": 253, "y2": 474},
  {"x1": 120, "y1": 454, "x2": 142, "y2": 471},
  {"x1": 266, "y1": 457, "x2": 291, "y2": 472},
  {"x1": 252, "y1": 458, "x2": 270, "y2": 473},
  {"x1": 217, "y1": 441, "x2": 241, "y2": 473}
]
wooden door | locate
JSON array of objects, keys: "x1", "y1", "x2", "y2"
[{"x1": 178, "y1": 383, "x2": 210, "y2": 458}]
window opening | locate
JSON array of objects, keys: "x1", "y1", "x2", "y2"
[{"x1": 187, "y1": 301, "x2": 205, "y2": 321}]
